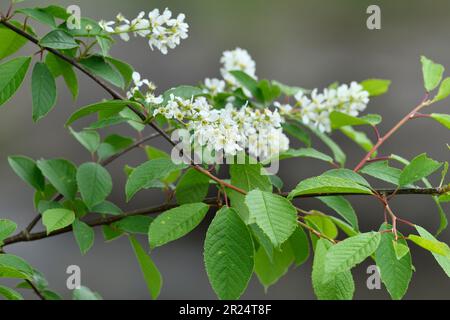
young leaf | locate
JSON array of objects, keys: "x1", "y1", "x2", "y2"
[
  {"x1": 31, "y1": 62, "x2": 57, "y2": 121},
  {"x1": 126, "y1": 159, "x2": 187, "y2": 201},
  {"x1": 0, "y1": 219, "x2": 17, "y2": 244},
  {"x1": 245, "y1": 190, "x2": 297, "y2": 248},
  {"x1": 76, "y1": 163, "x2": 112, "y2": 209},
  {"x1": 408, "y1": 235, "x2": 450, "y2": 257},
  {"x1": 0, "y1": 21, "x2": 29, "y2": 60},
  {"x1": 0, "y1": 56, "x2": 31, "y2": 107},
  {"x1": 421, "y1": 55, "x2": 444, "y2": 92},
  {"x1": 430, "y1": 113, "x2": 450, "y2": 130},
  {"x1": 312, "y1": 239, "x2": 354, "y2": 300},
  {"x1": 317, "y1": 196, "x2": 359, "y2": 231},
  {"x1": 288, "y1": 175, "x2": 372, "y2": 199},
  {"x1": 176, "y1": 168, "x2": 210, "y2": 204},
  {"x1": 360, "y1": 79, "x2": 391, "y2": 97},
  {"x1": 39, "y1": 30, "x2": 79, "y2": 49},
  {"x1": 8, "y1": 155, "x2": 45, "y2": 191},
  {"x1": 434, "y1": 78, "x2": 450, "y2": 102},
  {"x1": 129, "y1": 236, "x2": 162, "y2": 300},
  {"x1": 393, "y1": 241, "x2": 410, "y2": 260},
  {"x1": 42, "y1": 208, "x2": 75, "y2": 234},
  {"x1": 229, "y1": 70, "x2": 263, "y2": 101},
  {"x1": 289, "y1": 226, "x2": 310, "y2": 267},
  {"x1": 330, "y1": 111, "x2": 382, "y2": 129},
  {"x1": 72, "y1": 219, "x2": 95, "y2": 255},
  {"x1": 37, "y1": 159, "x2": 78, "y2": 200},
  {"x1": 359, "y1": 160, "x2": 403, "y2": 185},
  {"x1": 325, "y1": 232, "x2": 381, "y2": 278},
  {"x1": 204, "y1": 207, "x2": 254, "y2": 299},
  {"x1": 0, "y1": 285, "x2": 23, "y2": 300},
  {"x1": 69, "y1": 128, "x2": 100, "y2": 154},
  {"x1": 149, "y1": 203, "x2": 209, "y2": 248},
  {"x1": 45, "y1": 53, "x2": 78, "y2": 100},
  {"x1": 415, "y1": 225, "x2": 450, "y2": 277},
  {"x1": 399, "y1": 153, "x2": 442, "y2": 187},
  {"x1": 375, "y1": 224, "x2": 412, "y2": 300}
]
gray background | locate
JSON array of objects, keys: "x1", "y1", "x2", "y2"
[{"x1": 0, "y1": 0, "x2": 449, "y2": 299}]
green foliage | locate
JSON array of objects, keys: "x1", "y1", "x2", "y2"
[
  {"x1": 317, "y1": 196, "x2": 358, "y2": 231},
  {"x1": 204, "y1": 207, "x2": 254, "y2": 299},
  {"x1": 77, "y1": 163, "x2": 112, "y2": 209},
  {"x1": 0, "y1": 285, "x2": 23, "y2": 300},
  {"x1": 330, "y1": 111, "x2": 382, "y2": 129},
  {"x1": 176, "y1": 168, "x2": 210, "y2": 204},
  {"x1": 360, "y1": 79, "x2": 391, "y2": 96},
  {"x1": 430, "y1": 113, "x2": 450, "y2": 129},
  {"x1": 72, "y1": 219, "x2": 95, "y2": 255},
  {"x1": 45, "y1": 53, "x2": 78, "y2": 99},
  {"x1": 0, "y1": 56, "x2": 31, "y2": 107},
  {"x1": 79, "y1": 56, "x2": 124, "y2": 88},
  {"x1": 0, "y1": 219, "x2": 17, "y2": 245},
  {"x1": 149, "y1": 203, "x2": 208, "y2": 248},
  {"x1": 359, "y1": 160, "x2": 403, "y2": 185},
  {"x1": 399, "y1": 153, "x2": 442, "y2": 186},
  {"x1": 42, "y1": 208, "x2": 75, "y2": 234},
  {"x1": 8, "y1": 155, "x2": 45, "y2": 191},
  {"x1": 37, "y1": 159, "x2": 78, "y2": 200},
  {"x1": 31, "y1": 62, "x2": 57, "y2": 121},
  {"x1": 129, "y1": 236, "x2": 162, "y2": 300},
  {"x1": 0, "y1": 21, "x2": 29, "y2": 60},
  {"x1": 421, "y1": 55, "x2": 444, "y2": 92},
  {"x1": 69, "y1": 128, "x2": 100, "y2": 154},
  {"x1": 40, "y1": 30, "x2": 79, "y2": 49},
  {"x1": 72, "y1": 286, "x2": 102, "y2": 300}
]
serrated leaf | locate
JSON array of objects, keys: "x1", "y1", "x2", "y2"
[
  {"x1": 274, "y1": 148, "x2": 333, "y2": 163},
  {"x1": 421, "y1": 56, "x2": 444, "y2": 92},
  {"x1": 149, "y1": 203, "x2": 209, "y2": 248},
  {"x1": 415, "y1": 225, "x2": 450, "y2": 277},
  {"x1": 360, "y1": 79, "x2": 391, "y2": 97},
  {"x1": 37, "y1": 159, "x2": 77, "y2": 200},
  {"x1": 322, "y1": 168, "x2": 371, "y2": 188},
  {"x1": 0, "y1": 21, "x2": 29, "y2": 60},
  {"x1": 375, "y1": 224, "x2": 412, "y2": 300},
  {"x1": 113, "y1": 216, "x2": 153, "y2": 234},
  {"x1": 126, "y1": 158, "x2": 187, "y2": 201},
  {"x1": 330, "y1": 111, "x2": 382, "y2": 129},
  {"x1": 42, "y1": 208, "x2": 75, "y2": 234},
  {"x1": 97, "y1": 134, "x2": 133, "y2": 161},
  {"x1": 0, "y1": 219, "x2": 17, "y2": 244},
  {"x1": 0, "y1": 56, "x2": 31, "y2": 107},
  {"x1": 359, "y1": 161, "x2": 403, "y2": 185},
  {"x1": 32, "y1": 62, "x2": 57, "y2": 121},
  {"x1": 317, "y1": 196, "x2": 359, "y2": 231},
  {"x1": 129, "y1": 236, "x2": 162, "y2": 299},
  {"x1": 204, "y1": 207, "x2": 254, "y2": 299},
  {"x1": 176, "y1": 168, "x2": 210, "y2": 204},
  {"x1": 40, "y1": 30, "x2": 78, "y2": 49},
  {"x1": 399, "y1": 153, "x2": 442, "y2": 186},
  {"x1": 91, "y1": 201, "x2": 122, "y2": 216},
  {"x1": 245, "y1": 190, "x2": 297, "y2": 248},
  {"x1": 288, "y1": 175, "x2": 372, "y2": 199},
  {"x1": 312, "y1": 239, "x2": 354, "y2": 300},
  {"x1": 69, "y1": 128, "x2": 100, "y2": 154},
  {"x1": 77, "y1": 162, "x2": 112, "y2": 209},
  {"x1": 72, "y1": 219, "x2": 94, "y2": 255},
  {"x1": 325, "y1": 232, "x2": 381, "y2": 278},
  {"x1": 79, "y1": 56, "x2": 124, "y2": 88},
  {"x1": 289, "y1": 226, "x2": 310, "y2": 267},
  {"x1": 8, "y1": 155, "x2": 45, "y2": 191}
]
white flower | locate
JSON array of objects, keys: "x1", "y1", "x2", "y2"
[
  {"x1": 99, "y1": 20, "x2": 114, "y2": 33},
  {"x1": 203, "y1": 78, "x2": 225, "y2": 95},
  {"x1": 220, "y1": 48, "x2": 257, "y2": 87},
  {"x1": 274, "y1": 102, "x2": 293, "y2": 115}
]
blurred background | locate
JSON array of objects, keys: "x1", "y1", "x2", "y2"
[{"x1": 0, "y1": 0, "x2": 449, "y2": 299}]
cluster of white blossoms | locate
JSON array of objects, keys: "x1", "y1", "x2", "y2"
[
  {"x1": 99, "y1": 9, "x2": 189, "y2": 54},
  {"x1": 153, "y1": 95, "x2": 289, "y2": 160},
  {"x1": 126, "y1": 72, "x2": 163, "y2": 105},
  {"x1": 203, "y1": 48, "x2": 256, "y2": 95},
  {"x1": 287, "y1": 82, "x2": 370, "y2": 133}
]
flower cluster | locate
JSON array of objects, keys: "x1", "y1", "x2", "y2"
[
  {"x1": 153, "y1": 95, "x2": 289, "y2": 160},
  {"x1": 126, "y1": 72, "x2": 163, "y2": 105},
  {"x1": 289, "y1": 82, "x2": 370, "y2": 133},
  {"x1": 99, "y1": 9, "x2": 189, "y2": 54}
]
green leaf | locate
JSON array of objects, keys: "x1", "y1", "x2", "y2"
[
  {"x1": 359, "y1": 161, "x2": 403, "y2": 185},
  {"x1": 312, "y1": 239, "x2": 354, "y2": 300},
  {"x1": 144, "y1": 146, "x2": 181, "y2": 184},
  {"x1": 113, "y1": 216, "x2": 153, "y2": 234},
  {"x1": 0, "y1": 219, "x2": 17, "y2": 244},
  {"x1": 42, "y1": 208, "x2": 75, "y2": 234},
  {"x1": 45, "y1": 53, "x2": 78, "y2": 100},
  {"x1": 8, "y1": 155, "x2": 45, "y2": 191},
  {"x1": 360, "y1": 79, "x2": 391, "y2": 97},
  {"x1": 97, "y1": 134, "x2": 134, "y2": 161},
  {"x1": 0, "y1": 21, "x2": 29, "y2": 60},
  {"x1": 0, "y1": 254, "x2": 34, "y2": 279},
  {"x1": 228, "y1": 163, "x2": 272, "y2": 223},
  {"x1": 40, "y1": 5, "x2": 71, "y2": 20},
  {"x1": 106, "y1": 57, "x2": 134, "y2": 88},
  {"x1": 0, "y1": 56, "x2": 31, "y2": 107},
  {"x1": 325, "y1": 232, "x2": 381, "y2": 278},
  {"x1": 162, "y1": 85, "x2": 203, "y2": 103},
  {"x1": 415, "y1": 225, "x2": 450, "y2": 277},
  {"x1": 39, "y1": 30, "x2": 79, "y2": 49},
  {"x1": 245, "y1": 190, "x2": 297, "y2": 248},
  {"x1": 16, "y1": 8, "x2": 56, "y2": 27},
  {"x1": 37, "y1": 159, "x2": 78, "y2": 200},
  {"x1": 258, "y1": 79, "x2": 281, "y2": 103},
  {"x1": 399, "y1": 153, "x2": 442, "y2": 186},
  {"x1": 322, "y1": 168, "x2": 371, "y2": 188},
  {"x1": 66, "y1": 100, "x2": 137, "y2": 126},
  {"x1": 330, "y1": 111, "x2": 382, "y2": 129},
  {"x1": 308, "y1": 125, "x2": 346, "y2": 166},
  {"x1": 69, "y1": 128, "x2": 100, "y2": 154},
  {"x1": 375, "y1": 224, "x2": 412, "y2": 300},
  {"x1": 129, "y1": 236, "x2": 162, "y2": 300},
  {"x1": 288, "y1": 226, "x2": 310, "y2": 267},
  {"x1": 317, "y1": 196, "x2": 359, "y2": 231},
  {"x1": 79, "y1": 56, "x2": 124, "y2": 88},
  {"x1": 31, "y1": 62, "x2": 57, "y2": 121},
  {"x1": 393, "y1": 241, "x2": 410, "y2": 260},
  {"x1": 126, "y1": 159, "x2": 187, "y2": 201},
  {"x1": 288, "y1": 175, "x2": 372, "y2": 199},
  {"x1": 274, "y1": 148, "x2": 333, "y2": 163},
  {"x1": 204, "y1": 207, "x2": 254, "y2": 299},
  {"x1": 421, "y1": 55, "x2": 444, "y2": 92},
  {"x1": 72, "y1": 219, "x2": 95, "y2": 255},
  {"x1": 430, "y1": 113, "x2": 450, "y2": 129},
  {"x1": 149, "y1": 203, "x2": 209, "y2": 248},
  {"x1": 77, "y1": 163, "x2": 112, "y2": 209},
  {"x1": 434, "y1": 77, "x2": 450, "y2": 102},
  {"x1": 409, "y1": 234, "x2": 450, "y2": 257},
  {"x1": 0, "y1": 285, "x2": 23, "y2": 300},
  {"x1": 91, "y1": 201, "x2": 122, "y2": 216},
  {"x1": 282, "y1": 123, "x2": 311, "y2": 146},
  {"x1": 229, "y1": 70, "x2": 263, "y2": 101},
  {"x1": 340, "y1": 126, "x2": 374, "y2": 153},
  {"x1": 72, "y1": 286, "x2": 102, "y2": 300},
  {"x1": 305, "y1": 214, "x2": 338, "y2": 241},
  {"x1": 176, "y1": 168, "x2": 210, "y2": 204},
  {"x1": 272, "y1": 80, "x2": 306, "y2": 96},
  {"x1": 102, "y1": 225, "x2": 123, "y2": 242}
]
